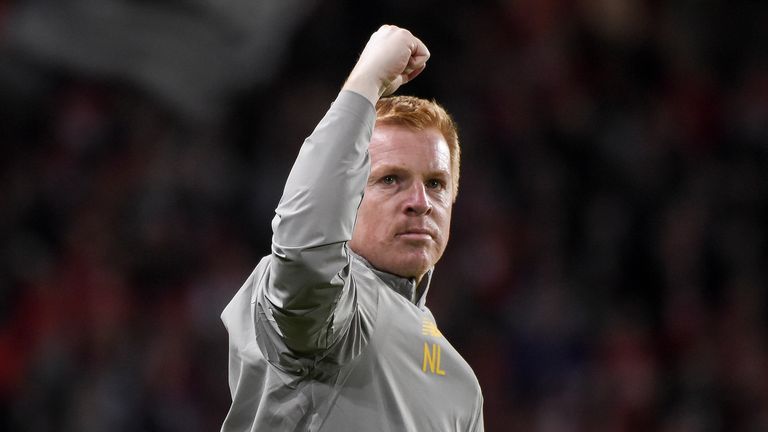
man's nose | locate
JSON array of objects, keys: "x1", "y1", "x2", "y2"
[{"x1": 404, "y1": 181, "x2": 432, "y2": 215}]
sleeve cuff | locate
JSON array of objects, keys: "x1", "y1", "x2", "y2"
[{"x1": 334, "y1": 90, "x2": 377, "y2": 132}]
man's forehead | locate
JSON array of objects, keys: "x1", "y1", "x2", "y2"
[{"x1": 369, "y1": 125, "x2": 450, "y2": 164}]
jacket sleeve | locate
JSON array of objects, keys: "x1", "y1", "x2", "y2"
[{"x1": 265, "y1": 90, "x2": 375, "y2": 354}]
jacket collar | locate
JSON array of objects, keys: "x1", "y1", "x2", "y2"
[{"x1": 350, "y1": 249, "x2": 433, "y2": 307}]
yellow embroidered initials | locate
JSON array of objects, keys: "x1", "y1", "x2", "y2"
[{"x1": 422, "y1": 342, "x2": 446, "y2": 375}]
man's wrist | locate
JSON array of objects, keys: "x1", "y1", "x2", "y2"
[{"x1": 342, "y1": 73, "x2": 383, "y2": 106}]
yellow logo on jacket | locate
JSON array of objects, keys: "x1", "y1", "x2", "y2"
[
  {"x1": 421, "y1": 319, "x2": 444, "y2": 338},
  {"x1": 421, "y1": 318, "x2": 446, "y2": 376}
]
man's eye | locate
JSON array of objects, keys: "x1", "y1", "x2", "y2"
[
  {"x1": 426, "y1": 179, "x2": 443, "y2": 189},
  {"x1": 381, "y1": 175, "x2": 397, "y2": 185}
]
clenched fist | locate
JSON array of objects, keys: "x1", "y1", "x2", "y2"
[{"x1": 343, "y1": 25, "x2": 430, "y2": 105}]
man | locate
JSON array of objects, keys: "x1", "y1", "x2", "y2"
[{"x1": 221, "y1": 25, "x2": 484, "y2": 431}]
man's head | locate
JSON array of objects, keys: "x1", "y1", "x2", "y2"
[{"x1": 349, "y1": 96, "x2": 461, "y2": 282}]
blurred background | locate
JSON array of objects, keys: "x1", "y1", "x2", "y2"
[{"x1": 1, "y1": 0, "x2": 767, "y2": 430}]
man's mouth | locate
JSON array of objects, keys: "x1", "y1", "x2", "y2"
[{"x1": 396, "y1": 228, "x2": 434, "y2": 240}]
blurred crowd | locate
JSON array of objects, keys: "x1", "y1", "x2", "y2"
[{"x1": 1, "y1": 0, "x2": 767, "y2": 431}]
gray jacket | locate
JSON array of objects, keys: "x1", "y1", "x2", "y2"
[{"x1": 221, "y1": 91, "x2": 484, "y2": 431}]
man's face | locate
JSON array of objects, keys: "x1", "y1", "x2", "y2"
[{"x1": 350, "y1": 124, "x2": 454, "y2": 281}]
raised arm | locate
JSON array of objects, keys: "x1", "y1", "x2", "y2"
[{"x1": 266, "y1": 26, "x2": 429, "y2": 354}]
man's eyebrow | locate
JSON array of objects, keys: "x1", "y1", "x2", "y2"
[
  {"x1": 426, "y1": 169, "x2": 450, "y2": 178},
  {"x1": 369, "y1": 164, "x2": 451, "y2": 181},
  {"x1": 370, "y1": 164, "x2": 409, "y2": 175}
]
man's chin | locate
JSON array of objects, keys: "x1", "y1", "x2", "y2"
[{"x1": 387, "y1": 251, "x2": 433, "y2": 279}]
